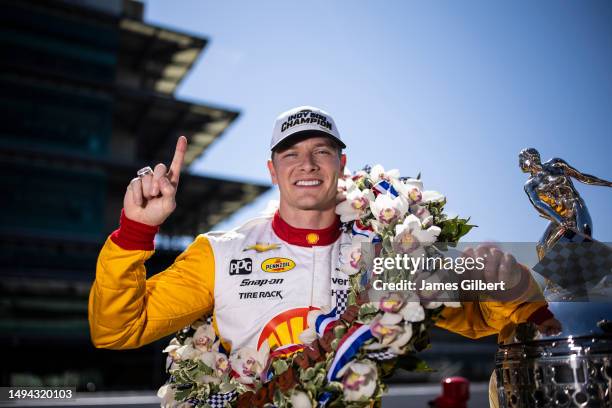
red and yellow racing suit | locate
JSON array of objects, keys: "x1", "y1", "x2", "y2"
[{"x1": 88, "y1": 210, "x2": 551, "y2": 352}]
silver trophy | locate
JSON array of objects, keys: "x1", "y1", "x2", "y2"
[{"x1": 493, "y1": 149, "x2": 612, "y2": 408}]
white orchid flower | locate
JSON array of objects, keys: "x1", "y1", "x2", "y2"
[
  {"x1": 338, "y1": 175, "x2": 356, "y2": 193},
  {"x1": 291, "y1": 390, "x2": 314, "y2": 408},
  {"x1": 376, "y1": 292, "x2": 405, "y2": 313},
  {"x1": 370, "y1": 194, "x2": 409, "y2": 226},
  {"x1": 298, "y1": 328, "x2": 318, "y2": 344},
  {"x1": 336, "y1": 188, "x2": 375, "y2": 223},
  {"x1": 411, "y1": 205, "x2": 434, "y2": 228},
  {"x1": 368, "y1": 313, "x2": 402, "y2": 347},
  {"x1": 338, "y1": 360, "x2": 378, "y2": 401},
  {"x1": 424, "y1": 301, "x2": 461, "y2": 309},
  {"x1": 339, "y1": 236, "x2": 370, "y2": 275},
  {"x1": 199, "y1": 351, "x2": 230, "y2": 378},
  {"x1": 369, "y1": 164, "x2": 400, "y2": 184},
  {"x1": 174, "y1": 344, "x2": 201, "y2": 361},
  {"x1": 193, "y1": 325, "x2": 216, "y2": 352},
  {"x1": 395, "y1": 178, "x2": 425, "y2": 205},
  {"x1": 393, "y1": 214, "x2": 441, "y2": 257},
  {"x1": 229, "y1": 345, "x2": 269, "y2": 385},
  {"x1": 190, "y1": 319, "x2": 206, "y2": 330},
  {"x1": 162, "y1": 338, "x2": 182, "y2": 361},
  {"x1": 399, "y1": 301, "x2": 425, "y2": 322},
  {"x1": 157, "y1": 384, "x2": 176, "y2": 408},
  {"x1": 305, "y1": 305, "x2": 332, "y2": 329},
  {"x1": 422, "y1": 190, "x2": 445, "y2": 204},
  {"x1": 349, "y1": 169, "x2": 370, "y2": 187},
  {"x1": 368, "y1": 313, "x2": 414, "y2": 354}
]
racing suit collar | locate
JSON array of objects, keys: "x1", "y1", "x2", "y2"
[{"x1": 272, "y1": 210, "x2": 342, "y2": 247}]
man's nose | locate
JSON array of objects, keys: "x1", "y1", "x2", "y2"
[{"x1": 299, "y1": 154, "x2": 319, "y2": 172}]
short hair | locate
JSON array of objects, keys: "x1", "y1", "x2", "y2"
[{"x1": 271, "y1": 136, "x2": 343, "y2": 161}]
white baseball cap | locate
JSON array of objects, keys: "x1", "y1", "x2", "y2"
[{"x1": 270, "y1": 106, "x2": 346, "y2": 151}]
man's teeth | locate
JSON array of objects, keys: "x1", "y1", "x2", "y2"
[{"x1": 296, "y1": 180, "x2": 322, "y2": 186}]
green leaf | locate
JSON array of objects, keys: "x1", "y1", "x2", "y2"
[
  {"x1": 272, "y1": 359, "x2": 289, "y2": 375},
  {"x1": 347, "y1": 291, "x2": 357, "y2": 306},
  {"x1": 174, "y1": 387, "x2": 192, "y2": 402},
  {"x1": 358, "y1": 304, "x2": 379, "y2": 324},
  {"x1": 395, "y1": 354, "x2": 433, "y2": 373},
  {"x1": 437, "y1": 217, "x2": 476, "y2": 244},
  {"x1": 379, "y1": 359, "x2": 398, "y2": 378},
  {"x1": 333, "y1": 324, "x2": 347, "y2": 339},
  {"x1": 324, "y1": 381, "x2": 344, "y2": 393},
  {"x1": 302, "y1": 367, "x2": 316, "y2": 381}
]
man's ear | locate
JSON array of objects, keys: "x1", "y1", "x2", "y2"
[
  {"x1": 340, "y1": 154, "x2": 347, "y2": 174},
  {"x1": 267, "y1": 160, "x2": 278, "y2": 185}
]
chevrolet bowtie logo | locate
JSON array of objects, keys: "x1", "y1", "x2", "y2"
[{"x1": 243, "y1": 243, "x2": 281, "y2": 253}]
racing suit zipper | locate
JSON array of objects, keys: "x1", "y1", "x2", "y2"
[{"x1": 310, "y1": 247, "x2": 316, "y2": 306}]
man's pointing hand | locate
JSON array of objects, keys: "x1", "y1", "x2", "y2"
[{"x1": 124, "y1": 136, "x2": 187, "y2": 226}]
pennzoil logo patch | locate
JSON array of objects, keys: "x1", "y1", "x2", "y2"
[{"x1": 261, "y1": 257, "x2": 296, "y2": 273}]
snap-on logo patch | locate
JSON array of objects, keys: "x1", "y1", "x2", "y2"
[{"x1": 261, "y1": 257, "x2": 296, "y2": 273}]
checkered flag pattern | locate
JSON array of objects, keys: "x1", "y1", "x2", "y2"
[
  {"x1": 205, "y1": 390, "x2": 237, "y2": 408},
  {"x1": 334, "y1": 289, "x2": 348, "y2": 315},
  {"x1": 366, "y1": 349, "x2": 397, "y2": 361},
  {"x1": 533, "y1": 229, "x2": 611, "y2": 297}
]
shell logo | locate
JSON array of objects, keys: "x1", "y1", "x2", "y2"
[
  {"x1": 306, "y1": 233, "x2": 319, "y2": 245},
  {"x1": 258, "y1": 307, "x2": 314, "y2": 355},
  {"x1": 261, "y1": 257, "x2": 295, "y2": 273}
]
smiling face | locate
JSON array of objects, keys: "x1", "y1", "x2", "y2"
[{"x1": 268, "y1": 136, "x2": 346, "y2": 213}]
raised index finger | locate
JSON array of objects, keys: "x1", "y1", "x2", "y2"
[{"x1": 168, "y1": 136, "x2": 187, "y2": 185}]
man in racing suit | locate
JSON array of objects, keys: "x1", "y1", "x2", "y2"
[{"x1": 88, "y1": 106, "x2": 560, "y2": 373}]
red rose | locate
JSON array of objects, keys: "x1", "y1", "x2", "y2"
[
  {"x1": 236, "y1": 391, "x2": 255, "y2": 408},
  {"x1": 277, "y1": 367, "x2": 298, "y2": 392},
  {"x1": 357, "y1": 291, "x2": 370, "y2": 305},
  {"x1": 341, "y1": 305, "x2": 360, "y2": 324},
  {"x1": 304, "y1": 343, "x2": 323, "y2": 363},
  {"x1": 252, "y1": 386, "x2": 271, "y2": 407},
  {"x1": 294, "y1": 352, "x2": 310, "y2": 370},
  {"x1": 319, "y1": 330, "x2": 335, "y2": 353}
]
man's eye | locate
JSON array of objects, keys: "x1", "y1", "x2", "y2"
[
  {"x1": 316, "y1": 150, "x2": 331, "y2": 155},
  {"x1": 284, "y1": 152, "x2": 297, "y2": 158}
]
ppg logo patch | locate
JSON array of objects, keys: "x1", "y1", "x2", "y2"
[{"x1": 229, "y1": 258, "x2": 252, "y2": 275}]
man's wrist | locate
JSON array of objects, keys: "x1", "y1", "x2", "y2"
[
  {"x1": 110, "y1": 209, "x2": 160, "y2": 250},
  {"x1": 527, "y1": 306, "x2": 554, "y2": 325}
]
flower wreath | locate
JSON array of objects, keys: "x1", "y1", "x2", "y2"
[{"x1": 158, "y1": 165, "x2": 474, "y2": 408}]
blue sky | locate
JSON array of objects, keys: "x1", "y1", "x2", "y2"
[{"x1": 144, "y1": 0, "x2": 611, "y2": 243}]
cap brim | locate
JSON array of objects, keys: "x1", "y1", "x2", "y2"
[{"x1": 271, "y1": 129, "x2": 346, "y2": 151}]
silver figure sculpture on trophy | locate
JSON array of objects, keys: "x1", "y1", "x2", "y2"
[
  {"x1": 519, "y1": 147, "x2": 612, "y2": 261},
  {"x1": 492, "y1": 149, "x2": 612, "y2": 408}
]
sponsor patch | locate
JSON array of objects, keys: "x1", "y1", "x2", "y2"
[
  {"x1": 243, "y1": 243, "x2": 281, "y2": 253},
  {"x1": 261, "y1": 257, "x2": 296, "y2": 273},
  {"x1": 240, "y1": 278, "x2": 284, "y2": 287},
  {"x1": 306, "y1": 232, "x2": 319, "y2": 245},
  {"x1": 229, "y1": 258, "x2": 252, "y2": 275},
  {"x1": 239, "y1": 290, "x2": 283, "y2": 300}
]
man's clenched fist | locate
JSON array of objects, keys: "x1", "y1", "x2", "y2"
[{"x1": 124, "y1": 136, "x2": 187, "y2": 226}]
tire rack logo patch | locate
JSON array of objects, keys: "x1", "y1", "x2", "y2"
[
  {"x1": 229, "y1": 258, "x2": 252, "y2": 275},
  {"x1": 261, "y1": 257, "x2": 296, "y2": 273}
]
